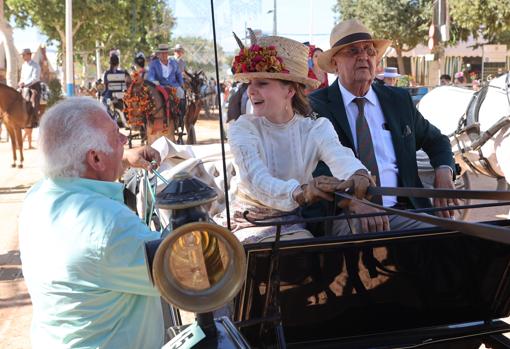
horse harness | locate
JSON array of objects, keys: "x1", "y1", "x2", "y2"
[{"x1": 453, "y1": 79, "x2": 510, "y2": 179}]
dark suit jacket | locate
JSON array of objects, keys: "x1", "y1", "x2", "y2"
[{"x1": 308, "y1": 78, "x2": 454, "y2": 210}]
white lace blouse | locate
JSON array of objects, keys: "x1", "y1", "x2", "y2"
[{"x1": 227, "y1": 113, "x2": 366, "y2": 212}]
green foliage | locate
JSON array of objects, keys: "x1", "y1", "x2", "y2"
[
  {"x1": 449, "y1": 0, "x2": 510, "y2": 44},
  {"x1": 396, "y1": 75, "x2": 411, "y2": 87},
  {"x1": 169, "y1": 36, "x2": 228, "y2": 78},
  {"x1": 46, "y1": 78, "x2": 63, "y2": 108},
  {"x1": 334, "y1": 0, "x2": 433, "y2": 51},
  {"x1": 5, "y1": 0, "x2": 175, "y2": 68}
]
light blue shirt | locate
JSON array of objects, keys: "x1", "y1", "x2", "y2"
[{"x1": 19, "y1": 177, "x2": 164, "y2": 349}]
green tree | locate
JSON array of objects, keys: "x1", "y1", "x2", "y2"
[
  {"x1": 334, "y1": 0, "x2": 433, "y2": 74},
  {"x1": 169, "y1": 36, "x2": 228, "y2": 79},
  {"x1": 5, "y1": 0, "x2": 174, "y2": 77},
  {"x1": 449, "y1": 0, "x2": 510, "y2": 44}
]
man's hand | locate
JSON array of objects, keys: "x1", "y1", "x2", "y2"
[
  {"x1": 433, "y1": 167, "x2": 458, "y2": 218},
  {"x1": 122, "y1": 146, "x2": 161, "y2": 171},
  {"x1": 348, "y1": 200, "x2": 390, "y2": 233},
  {"x1": 18, "y1": 82, "x2": 25, "y2": 88},
  {"x1": 296, "y1": 171, "x2": 373, "y2": 206},
  {"x1": 338, "y1": 169, "x2": 374, "y2": 199}
]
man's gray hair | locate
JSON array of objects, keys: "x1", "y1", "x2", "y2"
[{"x1": 39, "y1": 97, "x2": 113, "y2": 178}]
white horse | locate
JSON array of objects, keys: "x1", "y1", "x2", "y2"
[{"x1": 417, "y1": 73, "x2": 510, "y2": 188}]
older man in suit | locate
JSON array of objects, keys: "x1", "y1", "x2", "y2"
[{"x1": 308, "y1": 19, "x2": 456, "y2": 234}]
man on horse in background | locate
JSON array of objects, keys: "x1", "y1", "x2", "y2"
[
  {"x1": 18, "y1": 48, "x2": 41, "y2": 149},
  {"x1": 173, "y1": 44, "x2": 186, "y2": 74},
  {"x1": 147, "y1": 44, "x2": 184, "y2": 131},
  {"x1": 172, "y1": 44, "x2": 188, "y2": 120}
]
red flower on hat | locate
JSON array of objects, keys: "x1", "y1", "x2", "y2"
[{"x1": 232, "y1": 44, "x2": 288, "y2": 75}]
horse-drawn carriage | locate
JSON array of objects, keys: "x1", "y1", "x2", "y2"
[{"x1": 128, "y1": 135, "x2": 510, "y2": 349}]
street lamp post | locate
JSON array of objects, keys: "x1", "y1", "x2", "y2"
[
  {"x1": 272, "y1": 0, "x2": 277, "y2": 36},
  {"x1": 65, "y1": 0, "x2": 74, "y2": 96}
]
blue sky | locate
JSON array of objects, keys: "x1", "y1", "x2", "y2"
[{"x1": 11, "y1": 0, "x2": 338, "y2": 67}]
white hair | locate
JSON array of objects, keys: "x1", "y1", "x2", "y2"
[{"x1": 39, "y1": 97, "x2": 113, "y2": 178}]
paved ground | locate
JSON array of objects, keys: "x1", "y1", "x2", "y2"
[{"x1": 0, "y1": 116, "x2": 508, "y2": 348}]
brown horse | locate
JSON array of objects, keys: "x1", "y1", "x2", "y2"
[
  {"x1": 123, "y1": 72, "x2": 177, "y2": 145},
  {"x1": 0, "y1": 84, "x2": 31, "y2": 168},
  {"x1": 183, "y1": 71, "x2": 206, "y2": 145}
]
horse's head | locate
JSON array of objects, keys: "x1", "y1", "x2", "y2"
[{"x1": 184, "y1": 70, "x2": 205, "y2": 100}]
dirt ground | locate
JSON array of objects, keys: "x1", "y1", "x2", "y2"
[{"x1": 0, "y1": 114, "x2": 509, "y2": 348}]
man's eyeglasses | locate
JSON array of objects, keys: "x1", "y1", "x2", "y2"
[{"x1": 339, "y1": 45, "x2": 377, "y2": 58}]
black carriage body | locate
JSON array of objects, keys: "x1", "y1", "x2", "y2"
[{"x1": 234, "y1": 220, "x2": 510, "y2": 348}]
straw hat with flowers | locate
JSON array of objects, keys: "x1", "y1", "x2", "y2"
[
  {"x1": 317, "y1": 19, "x2": 392, "y2": 74},
  {"x1": 232, "y1": 32, "x2": 320, "y2": 89}
]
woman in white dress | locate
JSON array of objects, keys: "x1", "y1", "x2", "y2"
[{"x1": 219, "y1": 35, "x2": 374, "y2": 243}]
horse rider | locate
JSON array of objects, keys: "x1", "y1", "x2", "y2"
[
  {"x1": 147, "y1": 44, "x2": 185, "y2": 125},
  {"x1": 172, "y1": 44, "x2": 187, "y2": 119},
  {"x1": 133, "y1": 52, "x2": 146, "y2": 76},
  {"x1": 173, "y1": 44, "x2": 186, "y2": 74},
  {"x1": 18, "y1": 48, "x2": 41, "y2": 149}
]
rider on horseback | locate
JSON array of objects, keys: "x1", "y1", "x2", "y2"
[
  {"x1": 147, "y1": 44, "x2": 184, "y2": 132},
  {"x1": 18, "y1": 48, "x2": 41, "y2": 149}
]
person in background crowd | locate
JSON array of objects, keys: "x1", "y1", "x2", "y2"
[
  {"x1": 306, "y1": 46, "x2": 329, "y2": 93},
  {"x1": 102, "y1": 53, "x2": 128, "y2": 105},
  {"x1": 376, "y1": 67, "x2": 401, "y2": 87},
  {"x1": 454, "y1": 71, "x2": 465, "y2": 86},
  {"x1": 440, "y1": 74, "x2": 452, "y2": 86},
  {"x1": 373, "y1": 64, "x2": 385, "y2": 85},
  {"x1": 173, "y1": 44, "x2": 186, "y2": 74},
  {"x1": 472, "y1": 79, "x2": 481, "y2": 91},
  {"x1": 18, "y1": 48, "x2": 41, "y2": 149},
  {"x1": 172, "y1": 44, "x2": 187, "y2": 118}
]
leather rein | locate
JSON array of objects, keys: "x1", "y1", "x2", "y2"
[{"x1": 335, "y1": 187, "x2": 510, "y2": 245}]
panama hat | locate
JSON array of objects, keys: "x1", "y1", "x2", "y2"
[
  {"x1": 232, "y1": 35, "x2": 320, "y2": 89},
  {"x1": 21, "y1": 48, "x2": 32, "y2": 55},
  {"x1": 156, "y1": 44, "x2": 170, "y2": 53},
  {"x1": 173, "y1": 44, "x2": 185, "y2": 52},
  {"x1": 317, "y1": 19, "x2": 392, "y2": 74},
  {"x1": 377, "y1": 67, "x2": 401, "y2": 79}
]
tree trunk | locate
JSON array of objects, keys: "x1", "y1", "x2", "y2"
[
  {"x1": 0, "y1": 3, "x2": 18, "y2": 87},
  {"x1": 395, "y1": 46, "x2": 406, "y2": 76}
]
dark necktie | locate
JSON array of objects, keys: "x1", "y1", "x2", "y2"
[{"x1": 353, "y1": 97, "x2": 382, "y2": 204}]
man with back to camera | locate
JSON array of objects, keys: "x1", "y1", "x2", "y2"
[
  {"x1": 308, "y1": 19, "x2": 457, "y2": 234},
  {"x1": 19, "y1": 97, "x2": 165, "y2": 349}
]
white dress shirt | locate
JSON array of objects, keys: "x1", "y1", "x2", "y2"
[
  {"x1": 20, "y1": 60, "x2": 41, "y2": 86},
  {"x1": 338, "y1": 82, "x2": 398, "y2": 207}
]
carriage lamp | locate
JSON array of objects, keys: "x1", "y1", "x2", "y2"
[
  {"x1": 144, "y1": 171, "x2": 218, "y2": 280},
  {"x1": 143, "y1": 171, "x2": 249, "y2": 348}
]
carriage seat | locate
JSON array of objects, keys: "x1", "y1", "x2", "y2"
[{"x1": 104, "y1": 72, "x2": 128, "y2": 99}]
